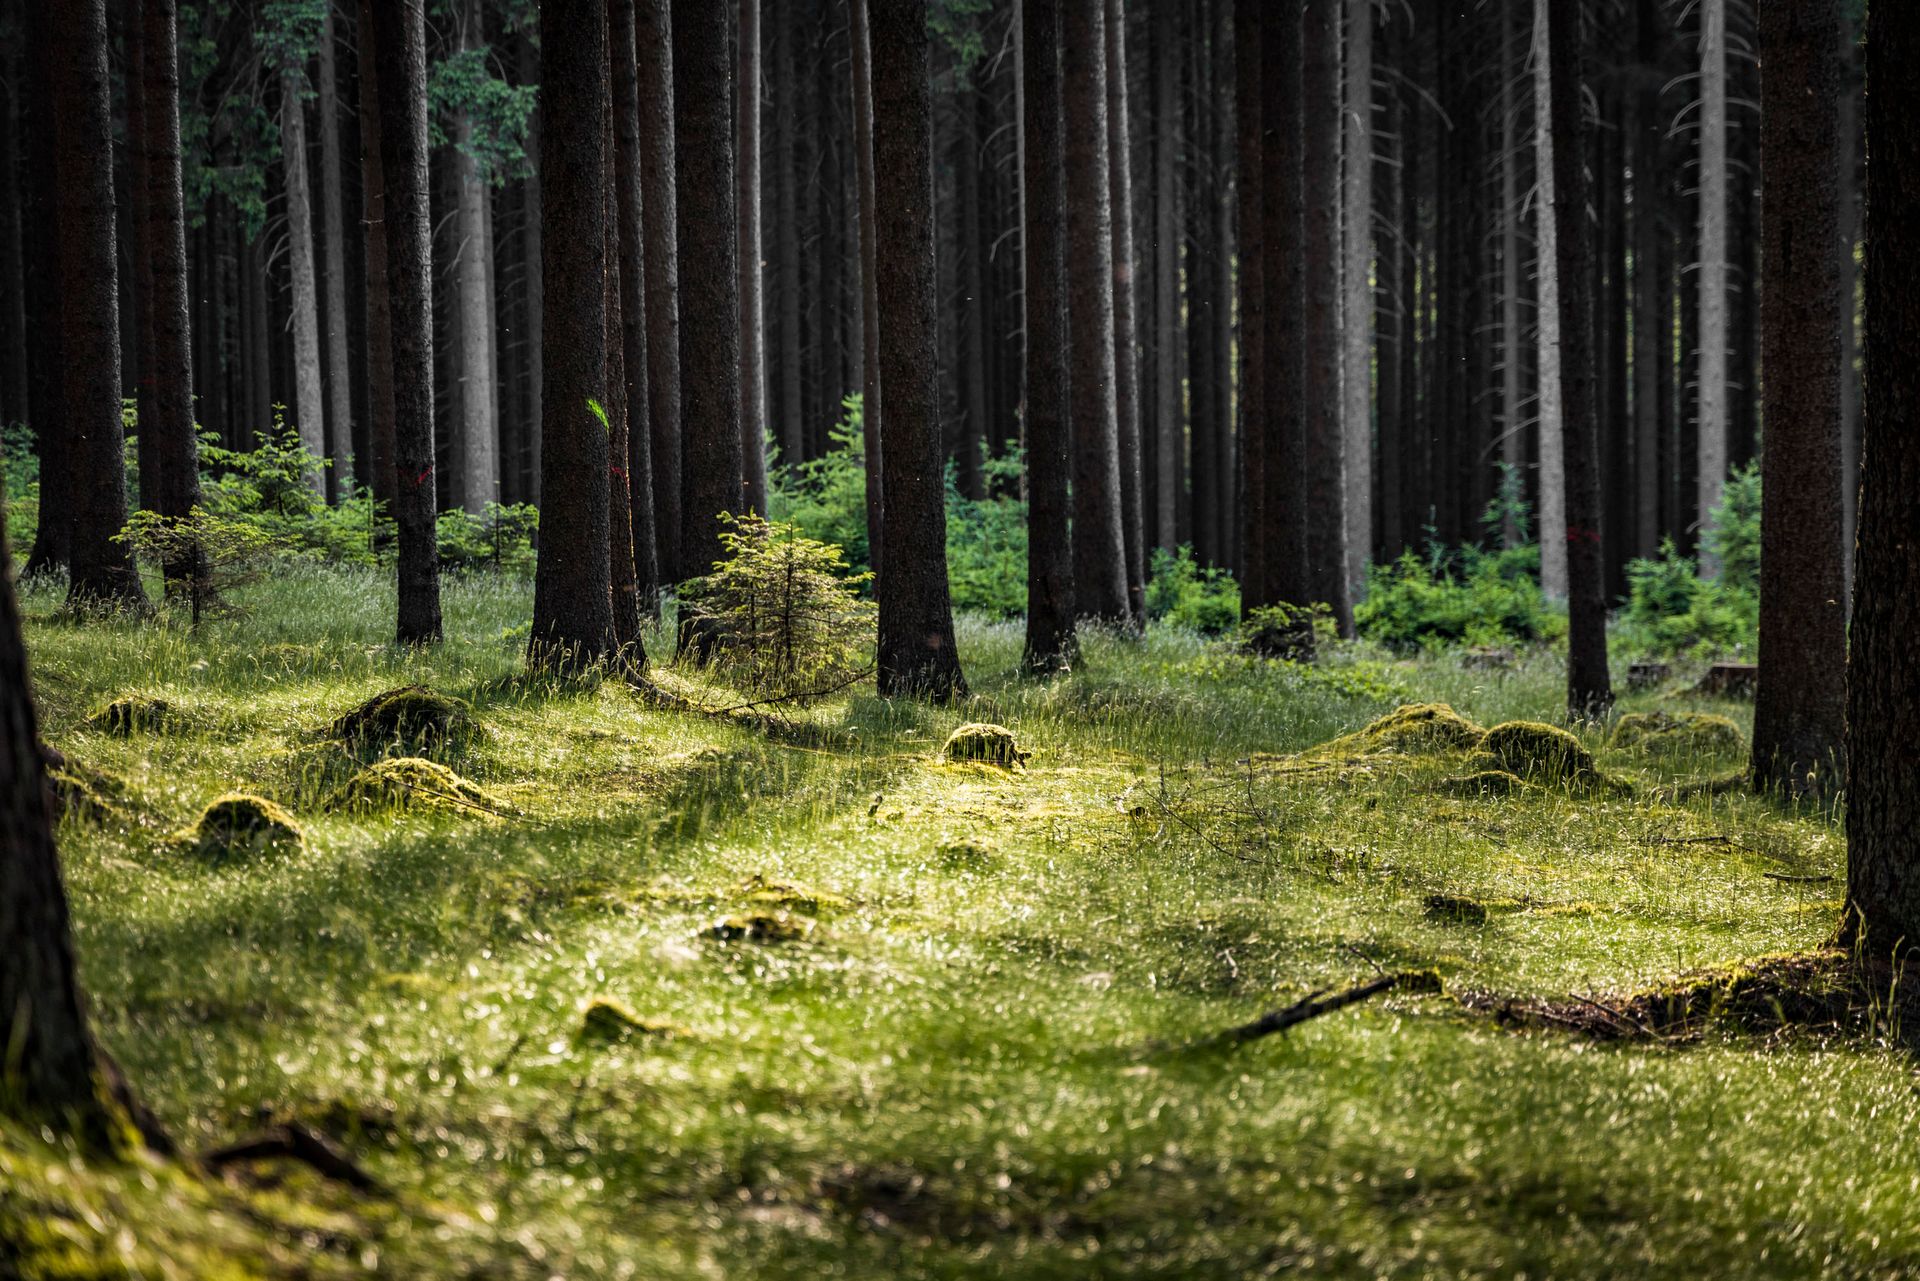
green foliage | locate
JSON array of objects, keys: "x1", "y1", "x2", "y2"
[
  {"x1": 437, "y1": 504, "x2": 540, "y2": 575},
  {"x1": 429, "y1": 46, "x2": 539, "y2": 183},
  {"x1": 769, "y1": 397, "x2": 874, "y2": 571},
  {"x1": 118, "y1": 506, "x2": 277, "y2": 622},
  {"x1": 1618, "y1": 465, "x2": 1762, "y2": 657},
  {"x1": 1356, "y1": 544, "x2": 1563, "y2": 653},
  {"x1": 254, "y1": 0, "x2": 328, "y2": 73},
  {"x1": 1145, "y1": 546, "x2": 1241, "y2": 635},
  {"x1": 681, "y1": 513, "x2": 876, "y2": 703},
  {"x1": 944, "y1": 448, "x2": 1028, "y2": 618},
  {"x1": 199, "y1": 416, "x2": 392, "y2": 564},
  {"x1": 1704, "y1": 462, "x2": 1763, "y2": 593},
  {"x1": 1, "y1": 424, "x2": 36, "y2": 557},
  {"x1": 930, "y1": 0, "x2": 996, "y2": 82}
]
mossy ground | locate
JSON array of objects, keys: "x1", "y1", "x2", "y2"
[{"x1": 5, "y1": 564, "x2": 1900, "y2": 1279}]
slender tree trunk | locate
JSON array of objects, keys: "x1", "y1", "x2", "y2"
[
  {"x1": 1022, "y1": 0, "x2": 1074, "y2": 675},
  {"x1": 520, "y1": 34, "x2": 545, "y2": 506},
  {"x1": 636, "y1": 0, "x2": 680, "y2": 581},
  {"x1": 1546, "y1": 0, "x2": 1611, "y2": 717},
  {"x1": 737, "y1": 0, "x2": 768, "y2": 513},
  {"x1": 282, "y1": 69, "x2": 326, "y2": 495},
  {"x1": 21, "y1": 0, "x2": 68, "y2": 576},
  {"x1": 318, "y1": 4, "x2": 354, "y2": 500},
  {"x1": 1498, "y1": 0, "x2": 1525, "y2": 547},
  {"x1": 0, "y1": 34, "x2": 23, "y2": 435},
  {"x1": 673, "y1": 0, "x2": 744, "y2": 586},
  {"x1": 871, "y1": 0, "x2": 964, "y2": 699},
  {"x1": 1630, "y1": 6, "x2": 1662, "y2": 562},
  {"x1": 775, "y1": 0, "x2": 802, "y2": 475},
  {"x1": 1237, "y1": 0, "x2": 1268, "y2": 611},
  {"x1": 1211, "y1": 0, "x2": 1236, "y2": 575},
  {"x1": 358, "y1": 0, "x2": 397, "y2": 509},
  {"x1": 52, "y1": 0, "x2": 146, "y2": 610},
  {"x1": 1837, "y1": 6, "x2": 1862, "y2": 609},
  {"x1": 1696, "y1": 0, "x2": 1728, "y2": 571},
  {"x1": 1375, "y1": 16, "x2": 1403, "y2": 561},
  {"x1": 1750, "y1": 0, "x2": 1845, "y2": 797},
  {"x1": 1340, "y1": 0, "x2": 1373, "y2": 598},
  {"x1": 1532, "y1": 0, "x2": 1567, "y2": 598},
  {"x1": 370, "y1": 0, "x2": 442, "y2": 644},
  {"x1": 1062, "y1": 0, "x2": 1129, "y2": 624},
  {"x1": 1844, "y1": 0, "x2": 1920, "y2": 954},
  {"x1": 603, "y1": 14, "x2": 640, "y2": 654},
  {"x1": 851, "y1": 0, "x2": 883, "y2": 583},
  {"x1": 1151, "y1": 0, "x2": 1178, "y2": 555},
  {"x1": 450, "y1": 4, "x2": 497, "y2": 513},
  {"x1": 613, "y1": 0, "x2": 658, "y2": 605},
  {"x1": 1105, "y1": 0, "x2": 1144, "y2": 624},
  {"x1": 127, "y1": 4, "x2": 153, "y2": 515},
  {"x1": 1302, "y1": 0, "x2": 1351, "y2": 632}
]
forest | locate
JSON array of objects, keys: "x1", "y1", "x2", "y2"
[{"x1": 2, "y1": 0, "x2": 1918, "y2": 1275}]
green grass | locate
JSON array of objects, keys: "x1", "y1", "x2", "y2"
[{"x1": 4, "y1": 564, "x2": 1906, "y2": 1280}]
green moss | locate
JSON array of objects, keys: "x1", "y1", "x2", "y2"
[
  {"x1": 737, "y1": 876, "x2": 852, "y2": 916},
  {"x1": 702, "y1": 912, "x2": 814, "y2": 943},
  {"x1": 46, "y1": 754, "x2": 128, "y2": 824},
  {"x1": 176, "y1": 792, "x2": 305, "y2": 863},
  {"x1": 325, "y1": 685, "x2": 474, "y2": 752},
  {"x1": 937, "y1": 839, "x2": 998, "y2": 872},
  {"x1": 1611, "y1": 711, "x2": 1745, "y2": 757},
  {"x1": 578, "y1": 997, "x2": 685, "y2": 1043},
  {"x1": 1433, "y1": 769, "x2": 1535, "y2": 798},
  {"x1": 1470, "y1": 721, "x2": 1599, "y2": 787},
  {"x1": 1311, "y1": 702, "x2": 1485, "y2": 758},
  {"x1": 1423, "y1": 893, "x2": 1490, "y2": 926},
  {"x1": 326, "y1": 757, "x2": 506, "y2": 817},
  {"x1": 943, "y1": 722, "x2": 1031, "y2": 768},
  {"x1": 84, "y1": 694, "x2": 174, "y2": 735}
]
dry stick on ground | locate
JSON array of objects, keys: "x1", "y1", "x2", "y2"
[
  {"x1": 1637, "y1": 834, "x2": 1752, "y2": 850},
  {"x1": 1203, "y1": 974, "x2": 1412, "y2": 1048},
  {"x1": 1764, "y1": 872, "x2": 1836, "y2": 884},
  {"x1": 201, "y1": 1122, "x2": 384, "y2": 1194}
]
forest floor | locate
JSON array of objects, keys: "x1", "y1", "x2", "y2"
[{"x1": 4, "y1": 564, "x2": 1914, "y2": 1280}]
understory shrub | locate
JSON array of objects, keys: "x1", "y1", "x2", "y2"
[
  {"x1": 1146, "y1": 546, "x2": 1241, "y2": 635},
  {"x1": 1356, "y1": 543, "x2": 1562, "y2": 653},
  {"x1": 1618, "y1": 464, "x2": 1760, "y2": 657}
]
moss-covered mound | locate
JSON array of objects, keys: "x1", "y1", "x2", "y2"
[
  {"x1": 43, "y1": 744, "x2": 128, "y2": 823},
  {"x1": 1423, "y1": 893, "x2": 1490, "y2": 926},
  {"x1": 326, "y1": 685, "x2": 474, "y2": 751},
  {"x1": 1314, "y1": 702, "x2": 1485, "y2": 758},
  {"x1": 326, "y1": 757, "x2": 505, "y2": 817},
  {"x1": 737, "y1": 876, "x2": 852, "y2": 916},
  {"x1": 577, "y1": 997, "x2": 684, "y2": 1043},
  {"x1": 943, "y1": 723, "x2": 1031, "y2": 769},
  {"x1": 1470, "y1": 721, "x2": 1599, "y2": 787},
  {"x1": 1611, "y1": 711, "x2": 1745, "y2": 757},
  {"x1": 177, "y1": 793, "x2": 305, "y2": 862},
  {"x1": 85, "y1": 695, "x2": 174, "y2": 736},
  {"x1": 1433, "y1": 769, "x2": 1535, "y2": 798}
]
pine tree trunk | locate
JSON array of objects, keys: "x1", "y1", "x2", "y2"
[
  {"x1": 775, "y1": 0, "x2": 802, "y2": 476},
  {"x1": 1150, "y1": 0, "x2": 1178, "y2": 555},
  {"x1": 1750, "y1": 0, "x2": 1845, "y2": 797},
  {"x1": 1696, "y1": 0, "x2": 1728, "y2": 572},
  {"x1": 1845, "y1": 0, "x2": 1920, "y2": 954},
  {"x1": 1105, "y1": 0, "x2": 1144, "y2": 624},
  {"x1": 635, "y1": 0, "x2": 680, "y2": 581},
  {"x1": 672, "y1": 0, "x2": 744, "y2": 586},
  {"x1": 282, "y1": 69, "x2": 327, "y2": 496},
  {"x1": 0, "y1": 34, "x2": 24, "y2": 435},
  {"x1": 1302, "y1": 0, "x2": 1351, "y2": 634},
  {"x1": 21, "y1": 0, "x2": 68, "y2": 577},
  {"x1": 872, "y1": 0, "x2": 964, "y2": 699},
  {"x1": 519, "y1": 34, "x2": 545, "y2": 506},
  {"x1": 603, "y1": 16, "x2": 640, "y2": 655},
  {"x1": 850, "y1": 0, "x2": 883, "y2": 584},
  {"x1": 318, "y1": 4, "x2": 354, "y2": 501},
  {"x1": 1630, "y1": 2, "x2": 1663, "y2": 562},
  {"x1": 1236, "y1": 0, "x2": 1268, "y2": 610},
  {"x1": 1837, "y1": 6, "x2": 1862, "y2": 610},
  {"x1": 737, "y1": 0, "x2": 768, "y2": 514},
  {"x1": 1499, "y1": 0, "x2": 1525, "y2": 547},
  {"x1": 370, "y1": 0, "x2": 442, "y2": 645},
  {"x1": 613, "y1": 0, "x2": 658, "y2": 605},
  {"x1": 1546, "y1": 0, "x2": 1611, "y2": 717},
  {"x1": 1341, "y1": 0, "x2": 1373, "y2": 596},
  {"x1": 1375, "y1": 14, "x2": 1403, "y2": 561},
  {"x1": 127, "y1": 5, "x2": 153, "y2": 517},
  {"x1": 1531, "y1": 0, "x2": 1567, "y2": 599},
  {"x1": 358, "y1": 0, "x2": 397, "y2": 509},
  {"x1": 52, "y1": 0, "x2": 146, "y2": 610}
]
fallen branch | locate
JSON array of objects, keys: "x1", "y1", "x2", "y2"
[
  {"x1": 1203, "y1": 971, "x2": 1436, "y2": 1048},
  {"x1": 1763, "y1": 872, "x2": 1836, "y2": 885},
  {"x1": 202, "y1": 1122, "x2": 384, "y2": 1195}
]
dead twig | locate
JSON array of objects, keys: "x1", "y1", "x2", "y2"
[
  {"x1": 1763, "y1": 872, "x2": 1836, "y2": 885},
  {"x1": 201, "y1": 1122, "x2": 384, "y2": 1194},
  {"x1": 1203, "y1": 972, "x2": 1436, "y2": 1048}
]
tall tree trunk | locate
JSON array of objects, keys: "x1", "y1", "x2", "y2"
[
  {"x1": 318, "y1": 3, "x2": 354, "y2": 501},
  {"x1": 604, "y1": 12, "x2": 640, "y2": 653},
  {"x1": 21, "y1": 0, "x2": 68, "y2": 576},
  {"x1": 1063, "y1": 0, "x2": 1129, "y2": 624},
  {"x1": 1630, "y1": 1, "x2": 1663, "y2": 562},
  {"x1": 519, "y1": 34, "x2": 545, "y2": 506},
  {"x1": 1844, "y1": 0, "x2": 1920, "y2": 954},
  {"x1": 1531, "y1": 0, "x2": 1567, "y2": 598},
  {"x1": 0, "y1": 32, "x2": 23, "y2": 435},
  {"x1": 1499, "y1": 0, "x2": 1525, "y2": 547},
  {"x1": 359, "y1": 0, "x2": 397, "y2": 509},
  {"x1": 1105, "y1": 0, "x2": 1144, "y2": 624},
  {"x1": 1750, "y1": 0, "x2": 1845, "y2": 797},
  {"x1": 52, "y1": 0, "x2": 146, "y2": 610},
  {"x1": 127, "y1": 3, "x2": 153, "y2": 515},
  {"x1": 1696, "y1": 0, "x2": 1728, "y2": 571},
  {"x1": 1022, "y1": 0, "x2": 1074, "y2": 675},
  {"x1": 775, "y1": 0, "x2": 802, "y2": 476},
  {"x1": 1340, "y1": 0, "x2": 1373, "y2": 598},
  {"x1": 1237, "y1": 0, "x2": 1268, "y2": 611},
  {"x1": 451, "y1": 3, "x2": 497, "y2": 513},
  {"x1": 370, "y1": 0, "x2": 442, "y2": 645},
  {"x1": 613, "y1": 0, "x2": 658, "y2": 605},
  {"x1": 140, "y1": 0, "x2": 202, "y2": 591},
  {"x1": 871, "y1": 0, "x2": 964, "y2": 699},
  {"x1": 1546, "y1": 0, "x2": 1612, "y2": 717},
  {"x1": 636, "y1": 1, "x2": 680, "y2": 581},
  {"x1": 1837, "y1": 5, "x2": 1862, "y2": 609},
  {"x1": 1303, "y1": 0, "x2": 1351, "y2": 633},
  {"x1": 673, "y1": 0, "x2": 743, "y2": 585},
  {"x1": 737, "y1": 0, "x2": 768, "y2": 513},
  {"x1": 1150, "y1": 0, "x2": 1178, "y2": 555},
  {"x1": 850, "y1": 0, "x2": 883, "y2": 583},
  {"x1": 282, "y1": 68, "x2": 327, "y2": 496},
  {"x1": 1375, "y1": 12, "x2": 1403, "y2": 561}
]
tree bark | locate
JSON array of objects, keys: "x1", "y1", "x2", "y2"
[
  {"x1": 1845, "y1": 0, "x2": 1920, "y2": 953},
  {"x1": 1750, "y1": 0, "x2": 1845, "y2": 797},
  {"x1": 519, "y1": 34, "x2": 545, "y2": 507},
  {"x1": 1303, "y1": 0, "x2": 1352, "y2": 634},
  {"x1": 451, "y1": 11, "x2": 498, "y2": 514},
  {"x1": 317, "y1": 3, "x2": 354, "y2": 501},
  {"x1": 1236, "y1": 0, "x2": 1267, "y2": 610},
  {"x1": 1531, "y1": 0, "x2": 1567, "y2": 599},
  {"x1": 1105, "y1": 0, "x2": 1144, "y2": 624},
  {"x1": 604, "y1": 9, "x2": 640, "y2": 652},
  {"x1": 1499, "y1": 0, "x2": 1525, "y2": 548},
  {"x1": 1340, "y1": 0, "x2": 1373, "y2": 596},
  {"x1": 0, "y1": 30, "x2": 24, "y2": 436},
  {"x1": 1062, "y1": 0, "x2": 1130, "y2": 625},
  {"x1": 1150, "y1": 0, "x2": 1178, "y2": 555},
  {"x1": 282, "y1": 67, "x2": 327, "y2": 496},
  {"x1": 850, "y1": 0, "x2": 883, "y2": 585},
  {"x1": 613, "y1": 0, "x2": 658, "y2": 605},
  {"x1": 872, "y1": 0, "x2": 964, "y2": 699},
  {"x1": 370, "y1": 0, "x2": 442, "y2": 645},
  {"x1": 1545, "y1": 0, "x2": 1611, "y2": 717},
  {"x1": 736, "y1": 0, "x2": 767, "y2": 513},
  {"x1": 774, "y1": 0, "x2": 802, "y2": 477},
  {"x1": 1696, "y1": 0, "x2": 1728, "y2": 572},
  {"x1": 673, "y1": 0, "x2": 744, "y2": 585},
  {"x1": 358, "y1": 0, "x2": 397, "y2": 509},
  {"x1": 635, "y1": 0, "x2": 680, "y2": 582},
  {"x1": 20, "y1": 0, "x2": 68, "y2": 577},
  {"x1": 52, "y1": 0, "x2": 146, "y2": 610}
]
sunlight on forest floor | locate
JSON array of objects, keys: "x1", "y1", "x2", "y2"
[{"x1": 4, "y1": 564, "x2": 1910, "y2": 1280}]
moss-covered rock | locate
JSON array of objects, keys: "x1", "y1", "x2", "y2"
[
  {"x1": 325, "y1": 685, "x2": 474, "y2": 751},
  {"x1": 943, "y1": 723, "x2": 1031, "y2": 768},
  {"x1": 1313, "y1": 702, "x2": 1486, "y2": 758},
  {"x1": 326, "y1": 756, "x2": 505, "y2": 816},
  {"x1": 1470, "y1": 721, "x2": 1599, "y2": 787},
  {"x1": 85, "y1": 694, "x2": 174, "y2": 736},
  {"x1": 45, "y1": 751, "x2": 129, "y2": 824},
  {"x1": 177, "y1": 793, "x2": 305, "y2": 862},
  {"x1": 1610, "y1": 711, "x2": 1745, "y2": 757}
]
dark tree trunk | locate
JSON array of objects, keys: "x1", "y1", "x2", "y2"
[
  {"x1": 775, "y1": 0, "x2": 802, "y2": 475},
  {"x1": 0, "y1": 503, "x2": 118, "y2": 1149},
  {"x1": 1630, "y1": 3, "x2": 1663, "y2": 562},
  {"x1": 1750, "y1": 0, "x2": 1846, "y2": 797},
  {"x1": 1845, "y1": 0, "x2": 1920, "y2": 952},
  {"x1": 1236, "y1": 0, "x2": 1267, "y2": 610},
  {"x1": 127, "y1": 1, "x2": 153, "y2": 514},
  {"x1": 1063, "y1": 0, "x2": 1130, "y2": 624},
  {"x1": 519, "y1": 34, "x2": 545, "y2": 505},
  {"x1": 871, "y1": 0, "x2": 964, "y2": 699},
  {"x1": 22, "y1": 0, "x2": 71, "y2": 575},
  {"x1": 531, "y1": 0, "x2": 615, "y2": 666},
  {"x1": 1150, "y1": 0, "x2": 1179, "y2": 554},
  {"x1": 0, "y1": 29, "x2": 23, "y2": 435},
  {"x1": 673, "y1": 0, "x2": 743, "y2": 585},
  {"x1": 358, "y1": 0, "x2": 397, "y2": 509},
  {"x1": 1105, "y1": 0, "x2": 1144, "y2": 623},
  {"x1": 139, "y1": 0, "x2": 203, "y2": 592},
  {"x1": 1302, "y1": 0, "x2": 1351, "y2": 634},
  {"x1": 370, "y1": 0, "x2": 442, "y2": 645},
  {"x1": 614, "y1": 0, "x2": 659, "y2": 606},
  {"x1": 317, "y1": 4, "x2": 354, "y2": 501},
  {"x1": 1546, "y1": 0, "x2": 1612, "y2": 716},
  {"x1": 737, "y1": 0, "x2": 767, "y2": 513},
  {"x1": 52, "y1": 0, "x2": 146, "y2": 611},
  {"x1": 1022, "y1": 0, "x2": 1074, "y2": 675},
  {"x1": 604, "y1": 9, "x2": 641, "y2": 653},
  {"x1": 851, "y1": 0, "x2": 883, "y2": 584},
  {"x1": 635, "y1": 0, "x2": 681, "y2": 582}
]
